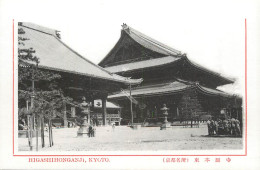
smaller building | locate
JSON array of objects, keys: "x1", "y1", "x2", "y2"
[
  {"x1": 50, "y1": 100, "x2": 122, "y2": 127},
  {"x1": 93, "y1": 100, "x2": 121, "y2": 126}
]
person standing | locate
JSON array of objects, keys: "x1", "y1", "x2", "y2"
[
  {"x1": 210, "y1": 120, "x2": 215, "y2": 135},
  {"x1": 112, "y1": 123, "x2": 115, "y2": 132},
  {"x1": 207, "y1": 119, "x2": 211, "y2": 135},
  {"x1": 93, "y1": 126, "x2": 96, "y2": 137},
  {"x1": 88, "y1": 125, "x2": 93, "y2": 137},
  {"x1": 231, "y1": 118, "x2": 237, "y2": 136},
  {"x1": 223, "y1": 119, "x2": 229, "y2": 135},
  {"x1": 235, "y1": 118, "x2": 241, "y2": 136},
  {"x1": 214, "y1": 120, "x2": 219, "y2": 135}
]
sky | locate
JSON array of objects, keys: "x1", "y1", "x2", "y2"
[{"x1": 1, "y1": 0, "x2": 259, "y2": 96}]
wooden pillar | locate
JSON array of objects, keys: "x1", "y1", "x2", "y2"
[
  {"x1": 31, "y1": 68, "x2": 36, "y2": 151},
  {"x1": 130, "y1": 83, "x2": 133, "y2": 125},
  {"x1": 88, "y1": 111, "x2": 91, "y2": 124},
  {"x1": 71, "y1": 107, "x2": 76, "y2": 117},
  {"x1": 154, "y1": 105, "x2": 157, "y2": 118},
  {"x1": 102, "y1": 96, "x2": 107, "y2": 126},
  {"x1": 63, "y1": 103, "x2": 68, "y2": 128},
  {"x1": 91, "y1": 99, "x2": 94, "y2": 125},
  {"x1": 26, "y1": 100, "x2": 32, "y2": 149},
  {"x1": 119, "y1": 109, "x2": 121, "y2": 126},
  {"x1": 40, "y1": 115, "x2": 45, "y2": 148}
]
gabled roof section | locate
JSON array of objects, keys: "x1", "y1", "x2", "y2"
[
  {"x1": 18, "y1": 22, "x2": 142, "y2": 85},
  {"x1": 99, "y1": 24, "x2": 183, "y2": 67},
  {"x1": 121, "y1": 24, "x2": 182, "y2": 56}
]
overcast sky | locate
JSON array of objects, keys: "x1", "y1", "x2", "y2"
[{"x1": 1, "y1": 0, "x2": 259, "y2": 96}]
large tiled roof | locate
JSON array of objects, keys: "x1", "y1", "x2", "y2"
[
  {"x1": 104, "y1": 55, "x2": 234, "y2": 85},
  {"x1": 105, "y1": 56, "x2": 181, "y2": 73},
  {"x1": 18, "y1": 22, "x2": 142, "y2": 85},
  {"x1": 108, "y1": 80, "x2": 232, "y2": 99},
  {"x1": 100, "y1": 24, "x2": 234, "y2": 85},
  {"x1": 196, "y1": 84, "x2": 232, "y2": 97},
  {"x1": 108, "y1": 81, "x2": 190, "y2": 99}
]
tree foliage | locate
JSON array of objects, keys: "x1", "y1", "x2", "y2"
[{"x1": 18, "y1": 22, "x2": 72, "y2": 120}]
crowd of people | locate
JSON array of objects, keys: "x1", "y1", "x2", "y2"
[{"x1": 207, "y1": 118, "x2": 241, "y2": 136}]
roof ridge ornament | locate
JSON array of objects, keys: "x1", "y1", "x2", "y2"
[
  {"x1": 121, "y1": 23, "x2": 128, "y2": 29},
  {"x1": 121, "y1": 23, "x2": 130, "y2": 34},
  {"x1": 55, "y1": 31, "x2": 61, "y2": 39}
]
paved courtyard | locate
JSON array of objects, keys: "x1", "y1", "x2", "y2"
[{"x1": 18, "y1": 124, "x2": 243, "y2": 151}]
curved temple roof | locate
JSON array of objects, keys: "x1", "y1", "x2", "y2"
[
  {"x1": 108, "y1": 79, "x2": 232, "y2": 100},
  {"x1": 100, "y1": 24, "x2": 234, "y2": 86},
  {"x1": 105, "y1": 56, "x2": 181, "y2": 73},
  {"x1": 18, "y1": 22, "x2": 142, "y2": 85},
  {"x1": 104, "y1": 55, "x2": 234, "y2": 86}
]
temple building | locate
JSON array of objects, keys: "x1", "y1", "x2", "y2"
[
  {"x1": 99, "y1": 24, "x2": 242, "y2": 125},
  {"x1": 18, "y1": 22, "x2": 141, "y2": 127}
]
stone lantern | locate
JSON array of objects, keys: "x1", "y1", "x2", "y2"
[
  {"x1": 160, "y1": 104, "x2": 171, "y2": 130},
  {"x1": 77, "y1": 97, "x2": 91, "y2": 137}
]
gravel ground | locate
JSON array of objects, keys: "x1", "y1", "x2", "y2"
[{"x1": 18, "y1": 124, "x2": 243, "y2": 151}]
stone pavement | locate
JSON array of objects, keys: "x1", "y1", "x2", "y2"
[{"x1": 18, "y1": 125, "x2": 243, "y2": 151}]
